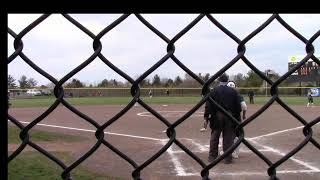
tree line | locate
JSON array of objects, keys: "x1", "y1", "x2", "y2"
[
  {"x1": 8, "y1": 70, "x2": 283, "y2": 89},
  {"x1": 8, "y1": 75, "x2": 38, "y2": 89}
]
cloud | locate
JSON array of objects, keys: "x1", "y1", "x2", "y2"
[{"x1": 7, "y1": 14, "x2": 320, "y2": 86}]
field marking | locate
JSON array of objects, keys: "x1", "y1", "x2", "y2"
[
  {"x1": 187, "y1": 139, "x2": 208, "y2": 152},
  {"x1": 167, "y1": 125, "x2": 320, "y2": 177},
  {"x1": 247, "y1": 123, "x2": 320, "y2": 172},
  {"x1": 248, "y1": 126, "x2": 304, "y2": 140},
  {"x1": 9, "y1": 120, "x2": 163, "y2": 141},
  {"x1": 183, "y1": 169, "x2": 320, "y2": 177},
  {"x1": 8, "y1": 120, "x2": 320, "y2": 177},
  {"x1": 8, "y1": 120, "x2": 196, "y2": 176},
  {"x1": 137, "y1": 111, "x2": 204, "y2": 117},
  {"x1": 170, "y1": 149, "x2": 271, "y2": 154},
  {"x1": 160, "y1": 140, "x2": 196, "y2": 176},
  {"x1": 248, "y1": 121, "x2": 319, "y2": 140},
  {"x1": 249, "y1": 139, "x2": 320, "y2": 172}
]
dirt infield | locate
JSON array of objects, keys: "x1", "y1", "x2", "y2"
[{"x1": 8, "y1": 104, "x2": 320, "y2": 180}]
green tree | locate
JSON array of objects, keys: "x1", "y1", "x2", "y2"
[
  {"x1": 233, "y1": 73, "x2": 246, "y2": 87},
  {"x1": 65, "y1": 78, "x2": 85, "y2": 88},
  {"x1": 268, "y1": 72, "x2": 280, "y2": 81},
  {"x1": 18, "y1": 75, "x2": 30, "y2": 89},
  {"x1": 27, "y1": 78, "x2": 38, "y2": 88},
  {"x1": 8, "y1": 75, "x2": 16, "y2": 88},
  {"x1": 203, "y1": 73, "x2": 210, "y2": 82},
  {"x1": 245, "y1": 70, "x2": 263, "y2": 87},
  {"x1": 152, "y1": 74, "x2": 161, "y2": 87},
  {"x1": 112, "y1": 79, "x2": 118, "y2": 87},
  {"x1": 97, "y1": 79, "x2": 109, "y2": 87},
  {"x1": 139, "y1": 79, "x2": 151, "y2": 87},
  {"x1": 165, "y1": 78, "x2": 174, "y2": 87},
  {"x1": 174, "y1": 76, "x2": 183, "y2": 86}
]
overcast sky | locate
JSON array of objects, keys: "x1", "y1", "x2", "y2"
[{"x1": 7, "y1": 14, "x2": 320, "y2": 86}]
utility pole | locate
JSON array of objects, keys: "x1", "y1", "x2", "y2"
[{"x1": 265, "y1": 69, "x2": 276, "y2": 97}]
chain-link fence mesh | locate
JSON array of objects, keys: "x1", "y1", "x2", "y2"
[{"x1": 7, "y1": 14, "x2": 320, "y2": 180}]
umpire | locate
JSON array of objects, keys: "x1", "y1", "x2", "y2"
[{"x1": 204, "y1": 73, "x2": 241, "y2": 164}]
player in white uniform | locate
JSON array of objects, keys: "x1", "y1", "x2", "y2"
[{"x1": 225, "y1": 81, "x2": 247, "y2": 158}]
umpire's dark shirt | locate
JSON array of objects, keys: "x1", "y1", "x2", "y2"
[{"x1": 204, "y1": 83, "x2": 241, "y2": 129}]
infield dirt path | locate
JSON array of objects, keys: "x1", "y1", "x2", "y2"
[{"x1": 8, "y1": 104, "x2": 320, "y2": 180}]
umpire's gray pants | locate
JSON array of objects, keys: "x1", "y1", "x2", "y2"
[{"x1": 208, "y1": 114, "x2": 235, "y2": 162}]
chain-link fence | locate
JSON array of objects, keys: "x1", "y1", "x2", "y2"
[
  {"x1": 8, "y1": 87, "x2": 318, "y2": 98},
  {"x1": 7, "y1": 14, "x2": 320, "y2": 180}
]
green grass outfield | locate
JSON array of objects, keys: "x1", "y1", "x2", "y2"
[
  {"x1": 8, "y1": 125, "x2": 121, "y2": 179},
  {"x1": 8, "y1": 125, "x2": 85, "y2": 144},
  {"x1": 8, "y1": 151, "x2": 122, "y2": 180},
  {"x1": 9, "y1": 96, "x2": 319, "y2": 108}
]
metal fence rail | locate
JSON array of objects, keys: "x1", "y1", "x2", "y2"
[
  {"x1": 7, "y1": 14, "x2": 320, "y2": 180},
  {"x1": 9, "y1": 87, "x2": 320, "y2": 97}
]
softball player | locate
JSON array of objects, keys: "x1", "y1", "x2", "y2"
[
  {"x1": 307, "y1": 89, "x2": 314, "y2": 107},
  {"x1": 221, "y1": 81, "x2": 247, "y2": 158}
]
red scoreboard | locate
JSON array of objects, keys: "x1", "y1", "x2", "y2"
[{"x1": 287, "y1": 55, "x2": 320, "y2": 83}]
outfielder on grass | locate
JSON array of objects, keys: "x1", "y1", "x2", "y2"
[
  {"x1": 307, "y1": 89, "x2": 314, "y2": 107},
  {"x1": 148, "y1": 89, "x2": 153, "y2": 98}
]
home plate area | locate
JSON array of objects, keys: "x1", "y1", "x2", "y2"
[{"x1": 158, "y1": 136, "x2": 320, "y2": 179}]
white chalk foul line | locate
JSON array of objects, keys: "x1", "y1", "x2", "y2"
[
  {"x1": 9, "y1": 120, "x2": 163, "y2": 141},
  {"x1": 249, "y1": 139, "x2": 320, "y2": 172},
  {"x1": 160, "y1": 140, "x2": 197, "y2": 176},
  {"x1": 154, "y1": 169, "x2": 320, "y2": 177},
  {"x1": 187, "y1": 139, "x2": 208, "y2": 152},
  {"x1": 248, "y1": 122, "x2": 320, "y2": 141},
  {"x1": 247, "y1": 124, "x2": 320, "y2": 172},
  {"x1": 248, "y1": 126, "x2": 304, "y2": 141},
  {"x1": 210, "y1": 169, "x2": 320, "y2": 176},
  {"x1": 170, "y1": 149, "x2": 271, "y2": 154},
  {"x1": 9, "y1": 120, "x2": 196, "y2": 176},
  {"x1": 9, "y1": 120, "x2": 320, "y2": 176},
  {"x1": 137, "y1": 111, "x2": 204, "y2": 117}
]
